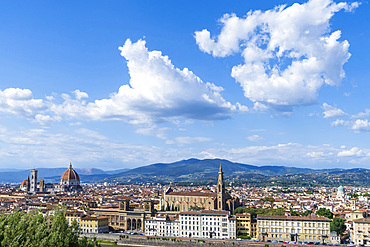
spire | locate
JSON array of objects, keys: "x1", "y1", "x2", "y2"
[
  {"x1": 69, "y1": 162, "x2": 72, "y2": 169},
  {"x1": 217, "y1": 162, "x2": 225, "y2": 210}
]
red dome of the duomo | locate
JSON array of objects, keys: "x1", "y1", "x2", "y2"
[{"x1": 60, "y1": 163, "x2": 80, "y2": 185}]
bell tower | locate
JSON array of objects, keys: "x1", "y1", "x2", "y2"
[
  {"x1": 30, "y1": 169, "x2": 38, "y2": 193},
  {"x1": 217, "y1": 163, "x2": 225, "y2": 210}
]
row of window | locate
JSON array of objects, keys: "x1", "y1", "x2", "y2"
[
  {"x1": 259, "y1": 221, "x2": 329, "y2": 228},
  {"x1": 181, "y1": 216, "x2": 226, "y2": 220},
  {"x1": 261, "y1": 228, "x2": 329, "y2": 235},
  {"x1": 260, "y1": 234, "x2": 322, "y2": 240},
  {"x1": 167, "y1": 197, "x2": 209, "y2": 203}
]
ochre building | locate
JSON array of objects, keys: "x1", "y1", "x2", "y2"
[
  {"x1": 236, "y1": 213, "x2": 257, "y2": 237},
  {"x1": 257, "y1": 215, "x2": 331, "y2": 243}
]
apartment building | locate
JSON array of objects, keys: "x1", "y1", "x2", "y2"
[
  {"x1": 257, "y1": 215, "x2": 331, "y2": 243},
  {"x1": 236, "y1": 213, "x2": 257, "y2": 237},
  {"x1": 145, "y1": 214, "x2": 179, "y2": 237},
  {"x1": 66, "y1": 211, "x2": 109, "y2": 233},
  {"x1": 353, "y1": 218, "x2": 370, "y2": 246},
  {"x1": 179, "y1": 210, "x2": 236, "y2": 239}
]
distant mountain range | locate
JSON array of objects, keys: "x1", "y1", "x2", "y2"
[
  {"x1": 0, "y1": 167, "x2": 130, "y2": 183},
  {"x1": 106, "y1": 158, "x2": 369, "y2": 186},
  {"x1": 1, "y1": 158, "x2": 369, "y2": 186}
]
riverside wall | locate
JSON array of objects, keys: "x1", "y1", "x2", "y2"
[{"x1": 82, "y1": 233, "x2": 308, "y2": 247}]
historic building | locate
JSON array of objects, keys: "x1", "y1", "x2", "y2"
[
  {"x1": 90, "y1": 199, "x2": 155, "y2": 232},
  {"x1": 66, "y1": 211, "x2": 109, "y2": 234},
  {"x1": 257, "y1": 215, "x2": 331, "y2": 243},
  {"x1": 20, "y1": 176, "x2": 30, "y2": 192},
  {"x1": 59, "y1": 163, "x2": 83, "y2": 192},
  {"x1": 236, "y1": 213, "x2": 257, "y2": 237},
  {"x1": 145, "y1": 214, "x2": 180, "y2": 237},
  {"x1": 162, "y1": 164, "x2": 240, "y2": 213},
  {"x1": 336, "y1": 185, "x2": 346, "y2": 201},
  {"x1": 20, "y1": 163, "x2": 83, "y2": 193},
  {"x1": 145, "y1": 210, "x2": 237, "y2": 239},
  {"x1": 178, "y1": 210, "x2": 236, "y2": 239},
  {"x1": 353, "y1": 218, "x2": 370, "y2": 246}
]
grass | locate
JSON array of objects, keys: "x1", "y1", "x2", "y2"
[{"x1": 96, "y1": 239, "x2": 117, "y2": 245}]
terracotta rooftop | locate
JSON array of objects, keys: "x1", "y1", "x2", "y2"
[
  {"x1": 167, "y1": 191, "x2": 216, "y2": 197},
  {"x1": 257, "y1": 215, "x2": 331, "y2": 221},
  {"x1": 353, "y1": 218, "x2": 370, "y2": 223},
  {"x1": 181, "y1": 210, "x2": 230, "y2": 215}
]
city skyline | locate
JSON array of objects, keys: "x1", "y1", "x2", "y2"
[{"x1": 0, "y1": 0, "x2": 369, "y2": 169}]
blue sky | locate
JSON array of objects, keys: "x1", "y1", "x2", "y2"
[{"x1": 0, "y1": 0, "x2": 369, "y2": 170}]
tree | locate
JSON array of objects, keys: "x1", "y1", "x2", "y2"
[
  {"x1": 0, "y1": 209, "x2": 100, "y2": 247},
  {"x1": 289, "y1": 209, "x2": 299, "y2": 216},
  {"x1": 330, "y1": 217, "x2": 346, "y2": 235},
  {"x1": 316, "y1": 208, "x2": 333, "y2": 219},
  {"x1": 262, "y1": 197, "x2": 275, "y2": 203},
  {"x1": 48, "y1": 209, "x2": 80, "y2": 246},
  {"x1": 233, "y1": 207, "x2": 285, "y2": 218},
  {"x1": 301, "y1": 210, "x2": 313, "y2": 216}
]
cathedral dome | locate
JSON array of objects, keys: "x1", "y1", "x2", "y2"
[
  {"x1": 60, "y1": 163, "x2": 80, "y2": 186},
  {"x1": 338, "y1": 185, "x2": 345, "y2": 192},
  {"x1": 20, "y1": 179, "x2": 29, "y2": 186}
]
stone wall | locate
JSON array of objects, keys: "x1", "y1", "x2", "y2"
[{"x1": 82, "y1": 233, "x2": 305, "y2": 247}]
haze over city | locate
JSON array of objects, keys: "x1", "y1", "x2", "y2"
[{"x1": 0, "y1": 0, "x2": 369, "y2": 169}]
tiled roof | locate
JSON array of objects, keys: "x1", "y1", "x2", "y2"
[
  {"x1": 180, "y1": 210, "x2": 229, "y2": 215},
  {"x1": 353, "y1": 218, "x2": 370, "y2": 223},
  {"x1": 257, "y1": 215, "x2": 331, "y2": 221},
  {"x1": 167, "y1": 191, "x2": 216, "y2": 197}
]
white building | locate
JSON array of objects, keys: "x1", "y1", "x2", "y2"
[
  {"x1": 353, "y1": 218, "x2": 370, "y2": 246},
  {"x1": 145, "y1": 214, "x2": 179, "y2": 237},
  {"x1": 179, "y1": 210, "x2": 236, "y2": 239}
]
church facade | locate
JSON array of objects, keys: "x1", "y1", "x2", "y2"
[{"x1": 162, "y1": 164, "x2": 240, "y2": 213}]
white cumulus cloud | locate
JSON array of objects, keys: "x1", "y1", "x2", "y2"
[
  {"x1": 0, "y1": 88, "x2": 46, "y2": 118},
  {"x1": 166, "y1": 136, "x2": 212, "y2": 145},
  {"x1": 73, "y1": 90, "x2": 89, "y2": 100},
  {"x1": 337, "y1": 146, "x2": 370, "y2": 157},
  {"x1": 51, "y1": 39, "x2": 244, "y2": 125},
  {"x1": 195, "y1": 0, "x2": 358, "y2": 110},
  {"x1": 351, "y1": 119, "x2": 370, "y2": 132},
  {"x1": 246, "y1": 135, "x2": 264, "y2": 142},
  {"x1": 322, "y1": 103, "x2": 346, "y2": 118},
  {"x1": 351, "y1": 109, "x2": 370, "y2": 119},
  {"x1": 331, "y1": 118, "x2": 370, "y2": 133}
]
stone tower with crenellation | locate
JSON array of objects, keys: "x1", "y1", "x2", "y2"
[{"x1": 30, "y1": 169, "x2": 38, "y2": 192}]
